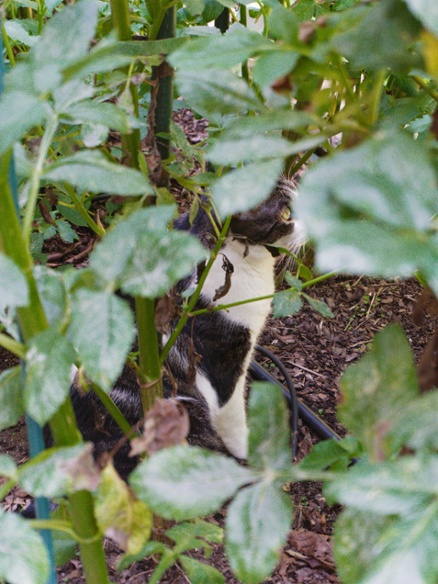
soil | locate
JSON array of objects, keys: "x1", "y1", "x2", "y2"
[{"x1": 1, "y1": 111, "x2": 437, "y2": 583}]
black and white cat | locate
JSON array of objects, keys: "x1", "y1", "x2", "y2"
[{"x1": 71, "y1": 177, "x2": 304, "y2": 476}]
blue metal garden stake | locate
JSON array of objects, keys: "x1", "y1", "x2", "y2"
[{"x1": 0, "y1": 22, "x2": 57, "y2": 584}]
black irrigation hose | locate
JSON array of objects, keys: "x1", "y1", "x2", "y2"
[
  {"x1": 250, "y1": 347, "x2": 341, "y2": 455},
  {"x1": 254, "y1": 345, "x2": 299, "y2": 459}
]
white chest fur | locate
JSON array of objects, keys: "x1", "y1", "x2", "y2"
[{"x1": 200, "y1": 239, "x2": 276, "y2": 335}]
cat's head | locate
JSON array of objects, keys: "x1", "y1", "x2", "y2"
[{"x1": 229, "y1": 177, "x2": 306, "y2": 251}]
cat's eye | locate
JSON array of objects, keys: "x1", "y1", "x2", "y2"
[{"x1": 280, "y1": 206, "x2": 292, "y2": 221}]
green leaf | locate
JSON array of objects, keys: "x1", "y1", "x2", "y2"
[
  {"x1": 169, "y1": 26, "x2": 271, "y2": 71},
  {"x1": 302, "y1": 293, "x2": 334, "y2": 318},
  {"x1": 326, "y1": 455, "x2": 438, "y2": 515},
  {"x1": 0, "y1": 510, "x2": 50, "y2": 584},
  {"x1": 0, "y1": 454, "x2": 18, "y2": 480},
  {"x1": 24, "y1": 328, "x2": 76, "y2": 425},
  {"x1": 95, "y1": 464, "x2": 152, "y2": 556},
  {"x1": 252, "y1": 50, "x2": 299, "y2": 89},
  {"x1": 4, "y1": 19, "x2": 39, "y2": 47},
  {"x1": 33, "y1": 266, "x2": 68, "y2": 327},
  {"x1": 129, "y1": 446, "x2": 259, "y2": 521},
  {"x1": 174, "y1": 69, "x2": 262, "y2": 120},
  {"x1": 284, "y1": 272, "x2": 302, "y2": 290},
  {"x1": 226, "y1": 482, "x2": 292, "y2": 584},
  {"x1": 61, "y1": 101, "x2": 132, "y2": 133},
  {"x1": 404, "y1": 0, "x2": 438, "y2": 36},
  {"x1": 334, "y1": 505, "x2": 438, "y2": 584},
  {"x1": 272, "y1": 288, "x2": 303, "y2": 318},
  {"x1": 19, "y1": 444, "x2": 100, "y2": 498},
  {"x1": 247, "y1": 382, "x2": 292, "y2": 472},
  {"x1": 300, "y1": 437, "x2": 362, "y2": 471},
  {"x1": 330, "y1": 0, "x2": 421, "y2": 73},
  {"x1": 166, "y1": 520, "x2": 223, "y2": 547},
  {"x1": 0, "y1": 367, "x2": 24, "y2": 431},
  {"x1": 267, "y1": 5, "x2": 299, "y2": 43},
  {"x1": 0, "y1": 90, "x2": 46, "y2": 156},
  {"x1": 68, "y1": 289, "x2": 135, "y2": 391},
  {"x1": 90, "y1": 206, "x2": 208, "y2": 299},
  {"x1": 180, "y1": 556, "x2": 225, "y2": 584},
  {"x1": 338, "y1": 325, "x2": 418, "y2": 461},
  {"x1": 389, "y1": 391, "x2": 438, "y2": 452},
  {"x1": 291, "y1": 0, "x2": 330, "y2": 21},
  {"x1": 32, "y1": 0, "x2": 99, "y2": 92},
  {"x1": 296, "y1": 128, "x2": 438, "y2": 296},
  {"x1": 56, "y1": 219, "x2": 78, "y2": 243},
  {"x1": 212, "y1": 158, "x2": 283, "y2": 219},
  {"x1": 80, "y1": 123, "x2": 108, "y2": 148},
  {"x1": 43, "y1": 150, "x2": 153, "y2": 196}
]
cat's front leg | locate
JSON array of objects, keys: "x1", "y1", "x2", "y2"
[{"x1": 196, "y1": 371, "x2": 249, "y2": 460}]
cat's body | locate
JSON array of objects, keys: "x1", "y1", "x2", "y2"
[{"x1": 71, "y1": 179, "x2": 302, "y2": 477}]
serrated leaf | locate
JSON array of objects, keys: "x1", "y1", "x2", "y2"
[
  {"x1": 0, "y1": 254, "x2": 29, "y2": 312},
  {"x1": 33, "y1": 266, "x2": 67, "y2": 327},
  {"x1": 326, "y1": 455, "x2": 438, "y2": 514},
  {"x1": 0, "y1": 454, "x2": 18, "y2": 480},
  {"x1": 68, "y1": 290, "x2": 134, "y2": 390},
  {"x1": 129, "y1": 446, "x2": 259, "y2": 521},
  {"x1": 166, "y1": 520, "x2": 223, "y2": 546},
  {"x1": 0, "y1": 510, "x2": 50, "y2": 584},
  {"x1": 389, "y1": 391, "x2": 438, "y2": 452},
  {"x1": 43, "y1": 150, "x2": 153, "y2": 196},
  {"x1": 95, "y1": 463, "x2": 152, "y2": 555},
  {"x1": 180, "y1": 556, "x2": 225, "y2": 584},
  {"x1": 284, "y1": 272, "x2": 302, "y2": 290},
  {"x1": 0, "y1": 91, "x2": 46, "y2": 156},
  {"x1": 4, "y1": 19, "x2": 39, "y2": 47},
  {"x1": 56, "y1": 219, "x2": 78, "y2": 243},
  {"x1": 0, "y1": 367, "x2": 24, "y2": 431},
  {"x1": 169, "y1": 26, "x2": 271, "y2": 71},
  {"x1": 339, "y1": 325, "x2": 418, "y2": 461},
  {"x1": 61, "y1": 101, "x2": 132, "y2": 133},
  {"x1": 330, "y1": 0, "x2": 421, "y2": 73},
  {"x1": 32, "y1": 0, "x2": 99, "y2": 92},
  {"x1": 90, "y1": 206, "x2": 207, "y2": 299},
  {"x1": 334, "y1": 504, "x2": 438, "y2": 584},
  {"x1": 19, "y1": 443, "x2": 100, "y2": 498},
  {"x1": 296, "y1": 128, "x2": 438, "y2": 296},
  {"x1": 212, "y1": 158, "x2": 283, "y2": 219},
  {"x1": 272, "y1": 288, "x2": 303, "y2": 318},
  {"x1": 252, "y1": 50, "x2": 299, "y2": 89},
  {"x1": 175, "y1": 69, "x2": 262, "y2": 120},
  {"x1": 247, "y1": 382, "x2": 291, "y2": 472},
  {"x1": 303, "y1": 293, "x2": 334, "y2": 318},
  {"x1": 300, "y1": 437, "x2": 362, "y2": 472},
  {"x1": 226, "y1": 482, "x2": 292, "y2": 584},
  {"x1": 24, "y1": 328, "x2": 76, "y2": 425}
]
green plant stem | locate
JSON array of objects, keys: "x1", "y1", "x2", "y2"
[
  {"x1": 1, "y1": 23, "x2": 16, "y2": 66},
  {"x1": 368, "y1": 69, "x2": 386, "y2": 126},
  {"x1": 135, "y1": 297, "x2": 163, "y2": 413},
  {"x1": 110, "y1": 0, "x2": 141, "y2": 168},
  {"x1": 0, "y1": 151, "x2": 110, "y2": 584},
  {"x1": 240, "y1": 6, "x2": 250, "y2": 82},
  {"x1": 92, "y1": 382, "x2": 135, "y2": 436},
  {"x1": 0, "y1": 333, "x2": 26, "y2": 358},
  {"x1": 65, "y1": 184, "x2": 106, "y2": 237},
  {"x1": 411, "y1": 74, "x2": 438, "y2": 102},
  {"x1": 0, "y1": 478, "x2": 16, "y2": 501},
  {"x1": 22, "y1": 113, "x2": 59, "y2": 244},
  {"x1": 160, "y1": 216, "x2": 232, "y2": 365}
]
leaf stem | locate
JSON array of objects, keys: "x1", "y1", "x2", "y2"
[
  {"x1": 0, "y1": 333, "x2": 26, "y2": 358},
  {"x1": 411, "y1": 74, "x2": 438, "y2": 103},
  {"x1": 22, "y1": 113, "x2": 59, "y2": 244},
  {"x1": 64, "y1": 184, "x2": 106, "y2": 237}
]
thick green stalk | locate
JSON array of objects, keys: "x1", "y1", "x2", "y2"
[
  {"x1": 135, "y1": 296, "x2": 163, "y2": 413},
  {"x1": 110, "y1": 0, "x2": 141, "y2": 168},
  {"x1": 0, "y1": 151, "x2": 110, "y2": 584},
  {"x1": 151, "y1": 5, "x2": 176, "y2": 164},
  {"x1": 0, "y1": 333, "x2": 26, "y2": 358}
]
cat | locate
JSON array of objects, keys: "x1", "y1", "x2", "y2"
[{"x1": 71, "y1": 177, "x2": 304, "y2": 477}]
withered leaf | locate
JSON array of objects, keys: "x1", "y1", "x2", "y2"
[{"x1": 130, "y1": 398, "x2": 189, "y2": 456}]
